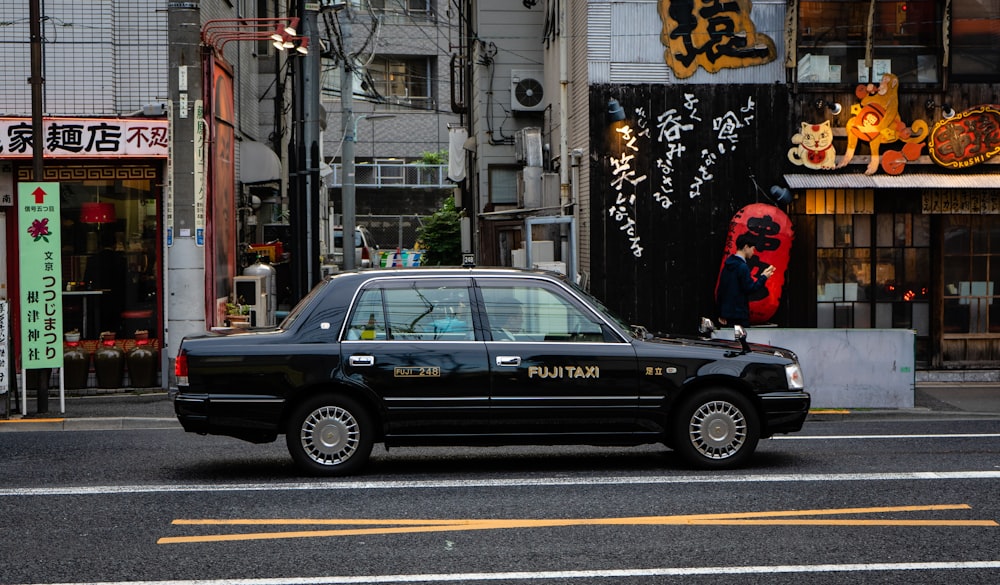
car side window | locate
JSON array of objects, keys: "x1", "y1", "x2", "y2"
[
  {"x1": 345, "y1": 289, "x2": 386, "y2": 340},
  {"x1": 480, "y1": 284, "x2": 605, "y2": 342},
  {"x1": 383, "y1": 284, "x2": 474, "y2": 341}
]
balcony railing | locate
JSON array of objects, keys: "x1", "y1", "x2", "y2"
[{"x1": 328, "y1": 162, "x2": 451, "y2": 188}]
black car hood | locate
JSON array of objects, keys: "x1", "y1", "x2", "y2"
[{"x1": 642, "y1": 332, "x2": 798, "y2": 361}]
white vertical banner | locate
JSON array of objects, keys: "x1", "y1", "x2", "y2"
[
  {"x1": 166, "y1": 98, "x2": 174, "y2": 247},
  {"x1": 194, "y1": 99, "x2": 206, "y2": 246},
  {"x1": 0, "y1": 300, "x2": 8, "y2": 396}
]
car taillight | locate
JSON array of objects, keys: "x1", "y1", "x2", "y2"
[
  {"x1": 175, "y1": 350, "x2": 188, "y2": 383},
  {"x1": 361, "y1": 246, "x2": 370, "y2": 262}
]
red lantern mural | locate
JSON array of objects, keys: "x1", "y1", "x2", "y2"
[{"x1": 717, "y1": 203, "x2": 794, "y2": 324}]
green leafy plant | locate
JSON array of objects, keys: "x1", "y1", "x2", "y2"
[
  {"x1": 226, "y1": 297, "x2": 250, "y2": 315},
  {"x1": 417, "y1": 196, "x2": 462, "y2": 266},
  {"x1": 417, "y1": 149, "x2": 448, "y2": 165}
]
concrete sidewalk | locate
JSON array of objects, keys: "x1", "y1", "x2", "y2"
[
  {"x1": 2, "y1": 382, "x2": 999, "y2": 431},
  {"x1": 0, "y1": 391, "x2": 178, "y2": 431},
  {"x1": 913, "y1": 383, "x2": 1000, "y2": 415}
]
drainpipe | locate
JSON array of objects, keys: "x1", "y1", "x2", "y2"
[
  {"x1": 558, "y1": 1, "x2": 570, "y2": 213},
  {"x1": 571, "y1": 149, "x2": 582, "y2": 209}
]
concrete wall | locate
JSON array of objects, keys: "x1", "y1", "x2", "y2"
[{"x1": 715, "y1": 328, "x2": 916, "y2": 409}]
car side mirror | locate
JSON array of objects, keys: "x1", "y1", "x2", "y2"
[{"x1": 733, "y1": 325, "x2": 751, "y2": 354}]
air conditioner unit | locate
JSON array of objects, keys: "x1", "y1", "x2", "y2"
[
  {"x1": 514, "y1": 127, "x2": 544, "y2": 166},
  {"x1": 233, "y1": 275, "x2": 272, "y2": 327},
  {"x1": 511, "y1": 70, "x2": 545, "y2": 112}
]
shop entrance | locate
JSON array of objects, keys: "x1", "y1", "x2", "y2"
[{"x1": 15, "y1": 163, "x2": 161, "y2": 349}]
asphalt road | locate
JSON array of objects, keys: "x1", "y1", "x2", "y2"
[
  {"x1": 3, "y1": 380, "x2": 1000, "y2": 426},
  {"x1": 1, "y1": 415, "x2": 998, "y2": 585}
]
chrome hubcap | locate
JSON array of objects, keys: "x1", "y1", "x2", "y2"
[
  {"x1": 300, "y1": 406, "x2": 360, "y2": 466},
  {"x1": 688, "y1": 400, "x2": 746, "y2": 460}
]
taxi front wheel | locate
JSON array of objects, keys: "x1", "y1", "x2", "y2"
[
  {"x1": 670, "y1": 387, "x2": 760, "y2": 469},
  {"x1": 286, "y1": 394, "x2": 374, "y2": 476}
]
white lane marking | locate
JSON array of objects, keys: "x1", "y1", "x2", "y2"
[
  {"x1": 2, "y1": 471, "x2": 999, "y2": 497},
  {"x1": 13, "y1": 561, "x2": 1000, "y2": 585},
  {"x1": 776, "y1": 433, "x2": 1000, "y2": 440}
]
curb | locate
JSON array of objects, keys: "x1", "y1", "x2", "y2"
[
  {"x1": 806, "y1": 408, "x2": 1000, "y2": 421},
  {"x1": 0, "y1": 417, "x2": 180, "y2": 432}
]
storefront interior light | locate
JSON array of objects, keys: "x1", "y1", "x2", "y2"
[{"x1": 80, "y1": 202, "x2": 117, "y2": 224}]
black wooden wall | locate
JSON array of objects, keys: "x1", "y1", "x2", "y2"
[{"x1": 589, "y1": 84, "x2": 792, "y2": 334}]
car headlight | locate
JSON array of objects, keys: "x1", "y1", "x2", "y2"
[{"x1": 785, "y1": 363, "x2": 804, "y2": 390}]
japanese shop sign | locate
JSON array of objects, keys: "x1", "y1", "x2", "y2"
[
  {"x1": 1, "y1": 163, "x2": 12, "y2": 206},
  {"x1": 658, "y1": 0, "x2": 776, "y2": 79},
  {"x1": 928, "y1": 105, "x2": 1000, "y2": 169},
  {"x1": 18, "y1": 182, "x2": 63, "y2": 368},
  {"x1": 0, "y1": 118, "x2": 168, "y2": 159}
]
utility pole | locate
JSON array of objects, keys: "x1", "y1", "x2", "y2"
[
  {"x1": 291, "y1": 1, "x2": 322, "y2": 299},
  {"x1": 302, "y1": 2, "x2": 322, "y2": 291},
  {"x1": 28, "y1": 0, "x2": 50, "y2": 413},
  {"x1": 166, "y1": 1, "x2": 207, "y2": 381},
  {"x1": 340, "y1": 7, "x2": 356, "y2": 271}
]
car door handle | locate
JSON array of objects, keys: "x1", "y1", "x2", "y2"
[
  {"x1": 349, "y1": 355, "x2": 375, "y2": 367},
  {"x1": 495, "y1": 356, "x2": 521, "y2": 367}
]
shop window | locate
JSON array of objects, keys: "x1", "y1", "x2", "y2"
[
  {"x1": 56, "y1": 171, "x2": 159, "y2": 342},
  {"x1": 817, "y1": 213, "x2": 929, "y2": 336},
  {"x1": 950, "y1": 0, "x2": 1000, "y2": 81},
  {"x1": 797, "y1": 0, "x2": 943, "y2": 86},
  {"x1": 942, "y1": 216, "x2": 1000, "y2": 334}
]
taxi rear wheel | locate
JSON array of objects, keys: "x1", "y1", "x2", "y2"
[
  {"x1": 670, "y1": 387, "x2": 759, "y2": 469},
  {"x1": 285, "y1": 394, "x2": 374, "y2": 476}
]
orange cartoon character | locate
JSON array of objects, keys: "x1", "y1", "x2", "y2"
[{"x1": 837, "y1": 73, "x2": 928, "y2": 175}]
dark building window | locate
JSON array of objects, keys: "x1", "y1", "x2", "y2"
[
  {"x1": 797, "y1": 0, "x2": 943, "y2": 86},
  {"x1": 950, "y1": 0, "x2": 1000, "y2": 81},
  {"x1": 942, "y1": 216, "x2": 1000, "y2": 334},
  {"x1": 367, "y1": 57, "x2": 433, "y2": 110}
]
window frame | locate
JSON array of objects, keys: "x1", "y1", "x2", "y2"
[
  {"x1": 366, "y1": 56, "x2": 433, "y2": 110},
  {"x1": 794, "y1": 0, "x2": 947, "y2": 90}
]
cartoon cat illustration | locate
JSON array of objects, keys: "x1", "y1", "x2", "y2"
[{"x1": 788, "y1": 120, "x2": 837, "y2": 170}]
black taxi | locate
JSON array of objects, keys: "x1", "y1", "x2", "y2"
[{"x1": 172, "y1": 268, "x2": 810, "y2": 476}]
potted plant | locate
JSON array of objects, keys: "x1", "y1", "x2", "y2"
[{"x1": 225, "y1": 297, "x2": 251, "y2": 328}]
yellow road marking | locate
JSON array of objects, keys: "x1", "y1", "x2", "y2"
[
  {"x1": 158, "y1": 504, "x2": 998, "y2": 544},
  {"x1": 0, "y1": 418, "x2": 66, "y2": 424}
]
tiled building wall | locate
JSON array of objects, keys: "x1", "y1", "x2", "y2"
[{"x1": 0, "y1": 0, "x2": 167, "y2": 117}]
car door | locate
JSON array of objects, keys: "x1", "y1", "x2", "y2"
[
  {"x1": 340, "y1": 277, "x2": 491, "y2": 438},
  {"x1": 477, "y1": 278, "x2": 640, "y2": 436}
]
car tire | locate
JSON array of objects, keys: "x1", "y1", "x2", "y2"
[
  {"x1": 285, "y1": 394, "x2": 374, "y2": 476},
  {"x1": 670, "y1": 387, "x2": 760, "y2": 469}
]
